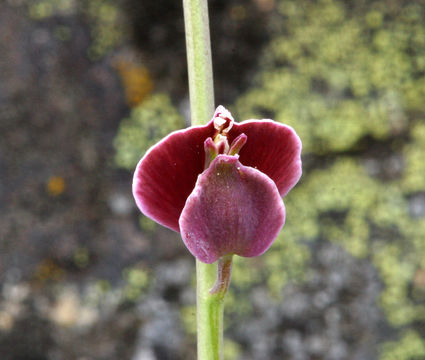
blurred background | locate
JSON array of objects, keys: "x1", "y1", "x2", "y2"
[{"x1": 1, "y1": 0, "x2": 425, "y2": 359}]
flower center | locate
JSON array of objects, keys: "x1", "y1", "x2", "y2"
[
  {"x1": 213, "y1": 133, "x2": 230, "y2": 155},
  {"x1": 204, "y1": 118, "x2": 247, "y2": 169}
]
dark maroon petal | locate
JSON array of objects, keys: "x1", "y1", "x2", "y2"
[
  {"x1": 132, "y1": 122, "x2": 215, "y2": 232},
  {"x1": 179, "y1": 155, "x2": 286, "y2": 264},
  {"x1": 229, "y1": 120, "x2": 302, "y2": 197}
]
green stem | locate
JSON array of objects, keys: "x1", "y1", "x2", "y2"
[
  {"x1": 195, "y1": 255, "x2": 232, "y2": 360},
  {"x1": 196, "y1": 260, "x2": 225, "y2": 360},
  {"x1": 183, "y1": 1, "x2": 229, "y2": 359},
  {"x1": 183, "y1": 0, "x2": 215, "y2": 126}
]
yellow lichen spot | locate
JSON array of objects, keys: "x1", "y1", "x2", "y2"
[
  {"x1": 29, "y1": 1, "x2": 53, "y2": 19},
  {"x1": 230, "y1": 5, "x2": 246, "y2": 21},
  {"x1": 47, "y1": 176, "x2": 66, "y2": 196},
  {"x1": 28, "y1": 0, "x2": 75, "y2": 19},
  {"x1": 34, "y1": 259, "x2": 65, "y2": 283},
  {"x1": 122, "y1": 267, "x2": 149, "y2": 301},
  {"x1": 113, "y1": 59, "x2": 153, "y2": 107},
  {"x1": 74, "y1": 247, "x2": 89, "y2": 269},
  {"x1": 254, "y1": 0, "x2": 275, "y2": 12},
  {"x1": 85, "y1": 0, "x2": 123, "y2": 59}
]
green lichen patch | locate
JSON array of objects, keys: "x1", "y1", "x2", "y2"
[
  {"x1": 27, "y1": 0, "x2": 124, "y2": 59},
  {"x1": 380, "y1": 330, "x2": 425, "y2": 360},
  {"x1": 114, "y1": 94, "x2": 185, "y2": 170},
  {"x1": 236, "y1": 0, "x2": 425, "y2": 155}
]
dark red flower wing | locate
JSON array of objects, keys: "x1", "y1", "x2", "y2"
[
  {"x1": 230, "y1": 120, "x2": 302, "y2": 197},
  {"x1": 132, "y1": 122, "x2": 215, "y2": 232}
]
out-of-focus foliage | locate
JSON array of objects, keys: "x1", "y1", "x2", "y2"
[
  {"x1": 27, "y1": 0, "x2": 123, "y2": 59},
  {"x1": 113, "y1": 0, "x2": 425, "y2": 357},
  {"x1": 114, "y1": 93, "x2": 185, "y2": 169}
]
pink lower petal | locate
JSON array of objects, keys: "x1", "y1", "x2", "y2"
[{"x1": 179, "y1": 155, "x2": 286, "y2": 263}]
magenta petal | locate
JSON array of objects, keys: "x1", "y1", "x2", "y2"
[
  {"x1": 179, "y1": 155, "x2": 286, "y2": 264},
  {"x1": 229, "y1": 120, "x2": 302, "y2": 197},
  {"x1": 132, "y1": 122, "x2": 215, "y2": 232}
]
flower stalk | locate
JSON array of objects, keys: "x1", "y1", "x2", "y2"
[
  {"x1": 183, "y1": 0, "x2": 214, "y2": 125},
  {"x1": 182, "y1": 0, "x2": 225, "y2": 359}
]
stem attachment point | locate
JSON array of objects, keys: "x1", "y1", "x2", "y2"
[{"x1": 209, "y1": 255, "x2": 233, "y2": 297}]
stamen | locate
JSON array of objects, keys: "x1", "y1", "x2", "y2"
[
  {"x1": 229, "y1": 133, "x2": 247, "y2": 155},
  {"x1": 214, "y1": 134, "x2": 229, "y2": 154},
  {"x1": 204, "y1": 138, "x2": 218, "y2": 169}
]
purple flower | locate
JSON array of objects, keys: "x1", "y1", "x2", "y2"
[{"x1": 133, "y1": 106, "x2": 302, "y2": 263}]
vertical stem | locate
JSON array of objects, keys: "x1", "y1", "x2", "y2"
[
  {"x1": 183, "y1": 1, "x2": 224, "y2": 359},
  {"x1": 196, "y1": 260, "x2": 225, "y2": 360},
  {"x1": 183, "y1": 0, "x2": 215, "y2": 125},
  {"x1": 196, "y1": 255, "x2": 232, "y2": 360}
]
